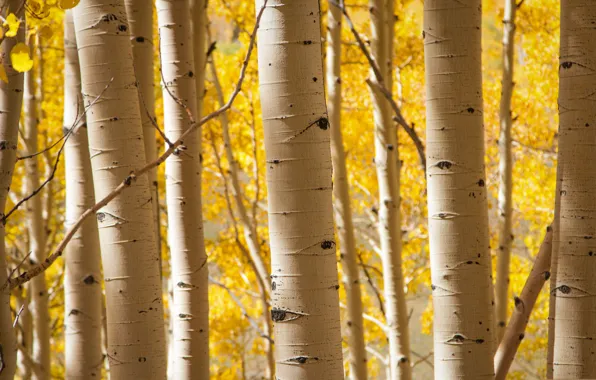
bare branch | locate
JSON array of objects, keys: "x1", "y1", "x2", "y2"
[
  {"x1": 330, "y1": 0, "x2": 426, "y2": 171},
  {"x1": 3, "y1": 0, "x2": 269, "y2": 291},
  {"x1": 494, "y1": 225, "x2": 553, "y2": 380}
]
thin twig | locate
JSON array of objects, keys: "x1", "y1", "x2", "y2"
[
  {"x1": 3, "y1": 82, "x2": 112, "y2": 224},
  {"x1": 330, "y1": 0, "x2": 426, "y2": 171},
  {"x1": 4, "y1": 0, "x2": 269, "y2": 291}
]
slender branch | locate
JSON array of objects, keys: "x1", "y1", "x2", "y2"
[
  {"x1": 494, "y1": 225, "x2": 553, "y2": 380},
  {"x1": 3, "y1": 83, "x2": 111, "y2": 223},
  {"x1": 3, "y1": 0, "x2": 269, "y2": 291},
  {"x1": 209, "y1": 275, "x2": 273, "y2": 343},
  {"x1": 357, "y1": 252, "x2": 386, "y2": 317},
  {"x1": 330, "y1": 0, "x2": 426, "y2": 170}
]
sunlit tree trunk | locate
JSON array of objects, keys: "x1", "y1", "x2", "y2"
[
  {"x1": 552, "y1": 2, "x2": 596, "y2": 377},
  {"x1": 369, "y1": 0, "x2": 411, "y2": 378},
  {"x1": 73, "y1": 1, "x2": 166, "y2": 377},
  {"x1": 0, "y1": 3, "x2": 25, "y2": 378},
  {"x1": 63, "y1": 10, "x2": 104, "y2": 379},
  {"x1": 256, "y1": 0, "x2": 344, "y2": 377},
  {"x1": 495, "y1": 0, "x2": 516, "y2": 343},
  {"x1": 210, "y1": 60, "x2": 274, "y2": 378},
  {"x1": 326, "y1": 3, "x2": 367, "y2": 379},
  {"x1": 23, "y1": 38, "x2": 50, "y2": 380},
  {"x1": 424, "y1": 0, "x2": 494, "y2": 377},
  {"x1": 16, "y1": 286, "x2": 33, "y2": 379},
  {"x1": 123, "y1": 0, "x2": 160, "y2": 264},
  {"x1": 157, "y1": 0, "x2": 209, "y2": 377}
]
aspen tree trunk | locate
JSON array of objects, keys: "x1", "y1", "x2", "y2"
[
  {"x1": 326, "y1": 3, "x2": 367, "y2": 379},
  {"x1": 157, "y1": 0, "x2": 209, "y2": 377},
  {"x1": 63, "y1": 11, "x2": 104, "y2": 379},
  {"x1": 255, "y1": 0, "x2": 344, "y2": 377},
  {"x1": 123, "y1": 0, "x2": 160, "y2": 260},
  {"x1": 552, "y1": 2, "x2": 596, "y2": 377},
  {"x1": 424, "y1": 0, "x2": 495, "y2": 377},
  {"x1": 73, "y1": 1, "x2": 166, "y2": 377},
  {"x1": 495, "y1": 0, "x2": 516, "y2": 343},
  {"x1": 369, "y1": 0, "x2": 412, "y2": 378},
  {"x1": 210, "y1": 60, "x2": 274, "y2": 378},
  {"x1": 16, "y1": 288, "x2": 33, "y2": 380},
  {"x1": 0, "y1": 3, "x2": 25, "y2": 377},
  {"x1": 23, "y1": 39, "x2": 51, "y2": 380}
]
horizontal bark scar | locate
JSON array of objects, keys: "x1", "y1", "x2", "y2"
[
  {"x1": 270, "y1": 308, "x2": 308, "y2": 322},
  {"x1": 281, "y1": 356, "x2": 320, "y2": 365},
  {"x1": 282, "y1": 117, "x2": 329, "y2": 143}
]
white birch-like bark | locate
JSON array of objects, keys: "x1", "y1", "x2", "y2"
[
  {"x1": 0, "y1": 3, "x2": 25, "y2": 377},
  {"x1": 157, "y1": 0, "x2": 209, "y2": 376},
  {"x1": 256, "y1": 0, "x2": 344, "y2": 377},
  {"x1": 369, "y1": 0, "x2": 412, "y2": 378},
  {"x1": 552, "y1": 2, "x2": 596, "y2": 377},
  {"x1": 123, "y1": 0, "x2": 160, "y2": 262},
  {"x1": 326, "y1": 3, "x2": 367, "y2": 379},
  {"x1": 23, "y1": 39, "x2": 50, "y2": 380},
  {"x1": 73, "y1": 1, "x2": 166, "y2": 377},
  {"x1": 63, "y1": 11, "x2": 104, "y2": 379},
  {"x1": 495, "y1": 0, "x2": 516, "y2": 343},
  {"x1": 424, "y1": 0, "x2": 495, "y2": 377}
]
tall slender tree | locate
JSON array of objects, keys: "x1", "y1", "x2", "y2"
[
  {"x1": 326, "y1": 2, "x2": 367, "y2": 379},
  {"x1": 552, "y1": 2, "x2": 596, "y2": 377},
  {"x1": 157, "y1": 0, "x2": 209, "y2": 377},
  {"x1": 23, "y1": 38, "x2": 50, "y2": 380},
  {"x1": 495, "y1": 0, "x2": 517, "y2": 342},
  {"x1": 255, "y1": 0, "x2": 343, "y2": 377},
  {"x1": 424, "y1": 0, "x2": 495, "y2": 377},
  {"x1": 63, "y1": 10, "x2": 104, "y2": 379},
  {"x1": 210, "y1": 59, "x2": 275, "y2": 378},
  {"x1": 0, "y1": 2, "x2": 25, "y2": 378},
  {"x1": 73, "y1": 0, "x2": 166, "y2": 377},
  {"x1": 369, "y1": 0, "x2": 411, "y2": 377}
]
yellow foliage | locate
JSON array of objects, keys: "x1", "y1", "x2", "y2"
[
  {"x1": 10, "y1": 42, "x2": 33, "y2": 72},
  {"x1": 3, "y1": 13, "x2": 19, "y2": 37}
]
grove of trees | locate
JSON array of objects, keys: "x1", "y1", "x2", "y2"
[{"x1": 0, "y1": 0, "x2": 580, "y2": 379}]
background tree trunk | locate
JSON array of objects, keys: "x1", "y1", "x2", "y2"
[
  {"x1": 326, "y1": 3, "x2": 367, "y2": 379},
  {"x1": 63, "y1": 10, "x2": 104, "y2": 379},
  {"x1": 0, "y1": 2, "x2": 25, "y2": 377},
  {"x1": 23, "y1": 38, "x2": 50, "y2": 380},
  {"x1": 255, "y1": 0, "x2": 344, "y2": 377},
  {"x1": 423, "y1": 0, "x2": 495, "y2": 377},
  {"x1": 123, "y1": 0, "x2": 160, "y2": 261},
  {"x1": 552, "y1": 2, "x2": 596, "y2": 377},
  {"x1": 73, "y1": 0, "x2": 166, "y2": 377},
  {"x1": 369, "y1": 0, "x2": 412, "y2": 377},
  {"x1": 495, "y1": 0, "x2": 516, "y2": 343},
  {"x1": 157, "y1": 0, "x2": 209, "y2": 377}
]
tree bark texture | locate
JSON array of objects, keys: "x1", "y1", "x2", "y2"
[
  {"x1": 255, "y1": 0, "x2": 344, "y2": 378},
  {"x1": 424, "y1": 0, "x2": 495, "y2": 377}
]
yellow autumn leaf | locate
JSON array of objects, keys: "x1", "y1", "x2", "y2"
[
  {"x1": 3, "y1": 13, "x2": 19, "y2": 38},
  {"x1": 59, "y1": 0, "x2": 80, "y2": 10},
  {"x1": 10, "y1": 43, "x2": 33, "y2": 73},
  {"x1": 38, "y1": 25, "x2": 53, "y2": 41},
  {"x1": 0, "y1": 65, "x2": 7, "y2": 83}
]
